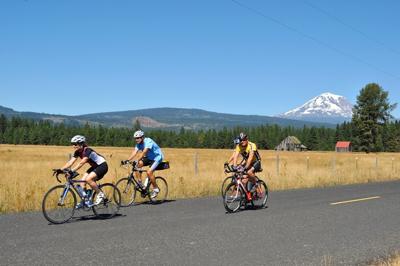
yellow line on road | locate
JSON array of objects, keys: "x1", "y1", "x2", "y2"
[{"x1": 330, "y1": 196, "x2": 381, "y2": 206}]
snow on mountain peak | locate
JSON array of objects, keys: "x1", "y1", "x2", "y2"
[{"x1": 279, "y1": 92, "x2": 353, "y2": 123}]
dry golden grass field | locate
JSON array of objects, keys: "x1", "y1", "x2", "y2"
[{"x1": 1, "y1": 144, "x2": 400, "y2": 213}]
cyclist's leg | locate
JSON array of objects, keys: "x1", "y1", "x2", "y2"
[
  {"x1": 86, "y1": 163, "x2": 108, "y2": 193},
  {"x1": 148, "y1": 159, "x2": 161, "y2": 190},
  {"x1": 135, "y1": 160, "x2": 145, "y2": 183}
]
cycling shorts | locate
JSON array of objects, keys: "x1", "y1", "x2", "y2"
[
  {"x1": 87, "y1": 162, "x2": 108, "y2": 181},
  {"x1": 141, "y1": 157, "x2": 162, "y2": 172}
]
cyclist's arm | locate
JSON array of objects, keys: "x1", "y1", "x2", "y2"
[
  {"x1": 127, "y1": 148, "x2": 138, "y2": 161},
  {"x1": 232, "y1": 151, "x2": 240, "y2": 166},
  {"x1": 61, "y1": 157, "x2": 77, "y2": 170},
  {"x1": 71, "y1": 157, "x2": 89, "y2": 172},
  {"x1": 227, "y1": 152, "x2": 235, "y2": 164},
  {"x1": 136, "y1": 148, "x2": 149, "y2": 161}
]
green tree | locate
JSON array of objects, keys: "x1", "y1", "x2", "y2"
[{"x1": 352, "y1": 83, "x2": 397, "y2": 152}]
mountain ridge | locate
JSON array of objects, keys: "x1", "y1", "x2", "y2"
[{"x1": 0, "y1": 105, "x2": 335, "y2": 129}]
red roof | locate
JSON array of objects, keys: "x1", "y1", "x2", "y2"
[{"x1": 336, "y1": 141, "x2": 351, "y2": 148}]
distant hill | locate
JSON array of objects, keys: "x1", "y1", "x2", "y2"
[{"x1": 0, "y1": 105, "x2": 334, "y2": 130}]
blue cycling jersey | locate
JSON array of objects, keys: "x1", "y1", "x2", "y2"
[{"x1": 135, "y1": 137, "x2": 164, "y2": 162}]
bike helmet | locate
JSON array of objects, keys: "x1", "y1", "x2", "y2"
[
  {"x1": 239, "y1": 132, "x2": 248, "y2": 141},
  {"x1": 233, "y1": 137, "x2": 240, "y2": 145},
  {"x1": 133, "y1": 130, "x2": 145, "y2": 138},
  {"x1": 71, "y1": 135, "x2": 86, "y2": 144}
]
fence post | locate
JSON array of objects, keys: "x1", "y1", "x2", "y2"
[
  {"x1": 392, "y1": 157, "x2": 394, "y2": 172},
  {"x1": 194, "y1": 152, "x2": 198, "y2": 176},
  {"x1": 355, "y1": 157, "x2": 358, "y2": 170},
  {"x1": 276, "y1": 153, "x2": 280, "y2": 176}
]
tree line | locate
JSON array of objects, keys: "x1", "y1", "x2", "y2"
[{"x1": 0, "y1": 83, "x2": 398, "y2": 152}]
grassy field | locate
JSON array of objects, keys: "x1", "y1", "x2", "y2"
[{"x1": 1, "y1": 144, "x2": 400, "y2": 213}]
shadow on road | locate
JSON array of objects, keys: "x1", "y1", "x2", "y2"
[
  {"x1": 121, "y1": 199, "x2": 177, "y2": 207},
  {"x1": 46, "y1": 213, "x2": 127, "y2": 225}
]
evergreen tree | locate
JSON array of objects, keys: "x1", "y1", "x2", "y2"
[{"x1": 352, "y1": 83, "x2": 397, "y2": 152}]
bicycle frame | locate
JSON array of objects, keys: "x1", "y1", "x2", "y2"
[{"x1": 56, "y1": 172, "x2": 93, "y2": 206}]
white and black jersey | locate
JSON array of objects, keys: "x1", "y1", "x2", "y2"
[{"x1": 73, "y1": 147, "x2": 106, "y2": 167}]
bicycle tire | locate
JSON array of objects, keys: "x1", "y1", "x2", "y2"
[
  {"x1": 221, "y1": 176, "x2": 234, "y2": 198},
  {"x1": 223, "y1": 182, "x2": 244, "y2": 213},
  {"x1": 252, "y1": 180, "x2": 269, "y2": 209},
  {"x1": 148, "y1": 176, "x2": 168, "y2": 204},
  {"x1": 92, "y1": 183, "x2": 121, "y2": 219},
  {"x1": 115, "y1": 177, "x2": 137, "y2": 207},
  {"x1": 42, "y1": 185, "x2": 77, "y2": 224}
]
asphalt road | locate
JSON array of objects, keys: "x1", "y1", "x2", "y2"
[{"x1": 1, "y1": 181, "x2": 400, "y2": 265}]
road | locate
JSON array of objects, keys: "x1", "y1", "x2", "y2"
[{"x1": 1, "y1": 181, "x2": 400, "y2": 265}]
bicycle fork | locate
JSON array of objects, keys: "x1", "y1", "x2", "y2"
[{"x1": 58, "y1": 184, "x2": 71, "y2": 206}]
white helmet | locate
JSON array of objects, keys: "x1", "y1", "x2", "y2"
[
  {"x1": 133, "y1": 130, "x2": 144, "y2": 138},
  {"x1": 71, "y1": 135, "x2": 86, "y2": 144}
]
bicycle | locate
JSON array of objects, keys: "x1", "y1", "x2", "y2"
[
  {"x1": 222, "y1": 164, "x2": 268, "y2": 213},
  {"x1": 42, "y1": 169, "x2": 121, "y2": 224},
  {"x1": 115, "y1": 160, "x2": 169, "y2": 207}
]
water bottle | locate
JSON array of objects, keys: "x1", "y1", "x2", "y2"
[
  {"x1": 143, "y1": 177, "x2": 149, "y2": 188},
  {"x1": 76, "y1": 185, "x2": 86, "y2": 198},
  {"x1": 85, "y1": 189, "x2": 92, "y2": 199}
]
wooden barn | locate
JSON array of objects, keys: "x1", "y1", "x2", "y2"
[
  {"x1": 335, "y1": 141, "x2": 352, "y2": 152},
  {"x1": 275, "y1": 136, "x2": 307, "y2": 151}
]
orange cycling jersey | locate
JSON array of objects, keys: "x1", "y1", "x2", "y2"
[{"x1": 235, "y1": 141, "x2": 261, "y2": 163}]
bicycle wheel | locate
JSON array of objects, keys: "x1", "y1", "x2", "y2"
[
  {"x1": 148, "y1": 176, "x2": 168, "y2": 204},
  {"x1": 252, "y1": 180, "x2": 268, "y2": 209},
  {"x1": 42, "y1": 185, "x2": 77, "y2": 224},
  {"x1": 221, "y1": 176, "x2": 234, "y2": 198},
  {"x1": 92, "y1": 183, "x2": 121, "y2": 219},
  {"x1": 223, "y1": 182, "x2": 244, "y2": 213},
  {"x1": 115, "y1": 177, "x2": 137, "y2": 207}
]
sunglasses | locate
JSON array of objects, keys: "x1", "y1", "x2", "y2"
[{"x1": 135, "y1": 137, "x2": 142, "y2": 140}]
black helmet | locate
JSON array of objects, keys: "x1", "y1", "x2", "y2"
[{"x1": 239, "y1": 132, "x2": 248, "y2": 141}]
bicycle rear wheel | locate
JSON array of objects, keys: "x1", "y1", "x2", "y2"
[
  {"x1": 92, "y1": 183, "x2": 121, "y2": 219},
  {"x1": 223, "y1": 183, "x2": 244, "y2": 213},
  {"x1": 148, "y1": 176, "x2": 168, "y2": 204},
  {"x1": 115, "y1": 177, "x2": 137, "y2": 207},
  {"x1": 252, "y1": 180, "x2": 268, "y2": 208},
  {"x1": 42, "y1": 185, "x2": 77, "y2": 224},
  {"x1": 221, "y1": 176, "x2": 234, "y2": 198}
]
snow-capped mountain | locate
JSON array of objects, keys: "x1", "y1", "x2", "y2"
[{"x1": 278, "y1": 92, "x2": 353, "y2": 124}]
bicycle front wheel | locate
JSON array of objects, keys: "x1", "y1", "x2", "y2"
[
  {"x1": 223, "y1": 183, "x2": 244, "y2": 213},
  {"x1": 92, "y1": 183, "x2": 121, "y2": 219},
  {"x1": 42, "y1": 185, "x2": 77, "y2": 224},
  {"x1": 148, "y1": 176, "x2": 168, "y2": 204},
  {"x1": 221, "y1": 176, "x2": 234, "y2": 198},
  {"x1": 115, "y1": 177, "x2": 137, "y2": 207},
  {"x1": 252, "y1": 180, "x2": 268, "y2": 209}
]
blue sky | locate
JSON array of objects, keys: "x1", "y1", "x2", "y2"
[{"x1": 1, "y1": 0, "x2": 399, "y2": 117}]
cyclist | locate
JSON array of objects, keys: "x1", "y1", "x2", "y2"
[
  {"x1": 125, "y1": 130, "x2": 164, "y2": 199},
  {"x1": 59, "y1": 135, "x2": 108, "y2": 208},
  {"x1": 232, "y1": 132, "x2": 262, "y2": 191}
]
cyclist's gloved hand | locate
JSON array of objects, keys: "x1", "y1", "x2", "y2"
[
  {"x1": 67, "y1": 169, "x2": 74, "y2": 176},
  {"x1": 236, "y1": 165, "x2": 245, "y2": 173},
  {"x1": 122, "y1": 160, "x2": 130, "y2": 165}
]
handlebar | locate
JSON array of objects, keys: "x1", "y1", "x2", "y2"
[
  {"x1": 224, "y1": 163, "x2": 245, "y2": 174},
  {"x1": 52, "y1": 169, "x2": 79, "y2": 183}
]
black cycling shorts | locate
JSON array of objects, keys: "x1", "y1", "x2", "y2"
[
  {"x1": 87, "y1": 162, "x2": 108, "y2": 181},
  {"x1": 251, "y1": 160, "x2": 262, "y2": 173}
]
